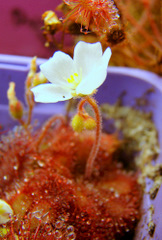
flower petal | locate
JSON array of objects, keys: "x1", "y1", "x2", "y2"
[
  {"x1": 76, "y1": 47, "x2": 112, "y2": 95},
  {"x1": 31, "y1": 83, "x2": 72, "y2": 103},
  {"x1": 74, "y1": 41, "x2": 103, "y2": 78},
  {"x1": 40, "y1": 51, "x2": 75, "y2": 87}
]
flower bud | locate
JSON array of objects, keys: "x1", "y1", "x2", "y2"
[
  {"x1": 42, "y1": 11, "x2": 61, "y2": 27},
  {"x1": 7, "y1": 82, "x2": 24, "y2": 120},
  {"x1": 0, "y1": 227, "x2": 10, "y2": 237},
  {"x1": 32, "y1": 72, "x2": 48, "y2": 87},
  {"x1": 9, "y1": 101, "x2": 24, "y2": 120},
  {"x1": 71, "y1": 114, "x2": 84, "y2": 132},
  {"x1": 0, "y1": 199, "x2": 13, "y2": 224},
  {"x1": 26, "y1": 56, "x2": 37, "y2": 89},
  {"x1": 84, "y1": 117, "x2": 96, "y2": 130}
]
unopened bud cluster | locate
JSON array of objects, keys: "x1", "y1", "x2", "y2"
[
  {"x1": 71, "y1": 113, "x2": 96, "y2": 132},
  {"x1": 26, "y1": 57, "x2": 48, "y2": 89}
]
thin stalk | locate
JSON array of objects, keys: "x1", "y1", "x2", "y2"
[
  {"x1": 10, "y1": 219, "x2": 16, "y2": 240},
  {"x1": 33, "y1": 219, "x2": 41, "y2": 240},
  {"x1": 35, "y1": 115, "x2": 65, "y2": 150},
  {"x1": 26, "y1": 90, "x2": 35, "y2": 126},
  {"x1": 18, "y1": 118, "x2": 25, "y2": 126},
  {"x1": 65, "y1": 98, "x2": 75, "y2": 121},
  {"x1": 78, "y1": 96, "x2": 102, "y2": 179}
]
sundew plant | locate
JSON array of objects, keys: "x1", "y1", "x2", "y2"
[
  {"x1": 0, "y1": 40, "x2": 142, "y2": 239},
  {"x1": 31, "y1": 41, "x2": 112, "y2": 179},
  {"x1": 0, "y1": 0, "x2": 161, "y2": 239}
]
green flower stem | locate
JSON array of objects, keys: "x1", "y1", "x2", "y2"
[{"x1": 78, "y1": 96, "x2": 102, "y2": 179}]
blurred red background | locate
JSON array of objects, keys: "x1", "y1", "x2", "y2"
[{"x1": 0, "y1": 0, "x2": 61, "y2": 58}]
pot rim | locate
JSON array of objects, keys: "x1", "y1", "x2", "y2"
[{"x1": 0, "y1": 54, "x2": 162, "y2": 92}]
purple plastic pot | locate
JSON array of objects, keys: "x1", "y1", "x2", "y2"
[{"x1": 0, "y1": 54, "x2": 162, "y2": 239}]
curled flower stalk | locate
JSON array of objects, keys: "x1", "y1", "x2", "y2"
[
  {"x1": 78, "y1": 96, "x2": 102, "y2": 179},
  {"x1": 31, "y1": 41, "x2": 111, "y2": 179}
]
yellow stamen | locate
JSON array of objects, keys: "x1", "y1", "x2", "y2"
[
  {"x1": 67, "y1": 74, "x2": 75, "y2": 83},
  {"x1": 67, "y1": 72, "x2": 81, "y2": 89}
]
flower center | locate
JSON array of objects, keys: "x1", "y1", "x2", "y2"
[{"x1": 67, "y1": 72, "x2": 81, "y2": 89}]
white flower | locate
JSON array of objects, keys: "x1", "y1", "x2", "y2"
[
  {"x1": 0, "y1": 199, "x2": 13, "y2": 224},
  {"x1": 31, "y1": 41, "x2": 111, "y2": 103}
]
